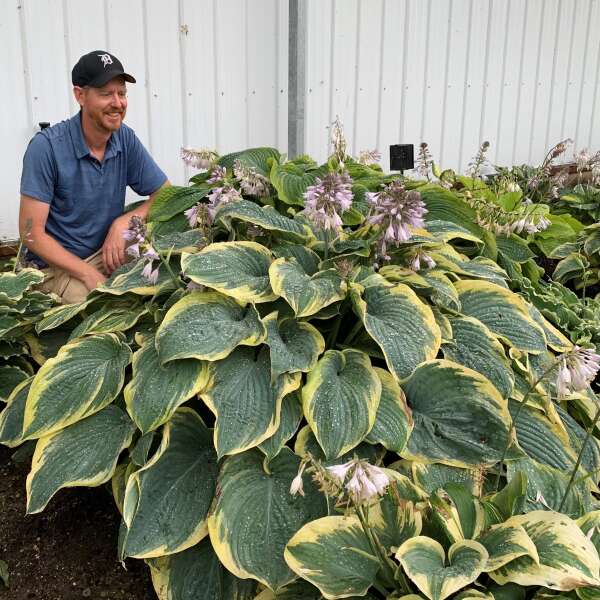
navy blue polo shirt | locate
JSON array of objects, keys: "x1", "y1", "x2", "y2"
[{"x1": 20, "y1": 112, "x2": 167, "y2": 266}]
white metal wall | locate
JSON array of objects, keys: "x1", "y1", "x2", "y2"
[
  {"x1": 304, "y1": 0, "x2": 600, "y2": 172},
  {"x1": 2, "y1": 0, "x2": 599, "y2": 240},
  {"x1": 0, "y1": 0, "x2": 288, "y2": 239}
]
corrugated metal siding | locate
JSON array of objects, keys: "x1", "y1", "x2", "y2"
[
  {"x1": 304, "y1": 0, "x2": 600, "y2": 172},
  {"x1": 0, "y1": 0, "x2": 288, "y2": 239},
  {"x1": 2, "y1": 0, "x2": 599, "y2": 239}
]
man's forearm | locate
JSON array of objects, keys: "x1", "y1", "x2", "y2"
[{"x1": 24, "y1": 230, "x2": 98, "y2": 280}]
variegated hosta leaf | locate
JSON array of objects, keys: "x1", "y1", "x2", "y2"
[
  {"x1": 371, "y1": 491, "x2": 424, "y2": 550},
  {"x1": 208, "y1": 448, "x2": 327, "y2": 591},
  {"x1": 0, "y1": 377, "x2": 32, "y2": 447},
  {"x1": 156, "y1": 291, "x2": 265, "y2": 363},
  {"x1": 124, "y1": 336, "x2": 207, "y2": 433},
  {"x1": 253, "y1": 579, "x2": 379, "y2": 599},
  {"x1": 476, "y1": 522, "x2": 539, "y2": 572},
  {"x1": 577, "y1": 586, "x2": 600, "y2": 600},
  {"x1": 411, "y1": 462, "x2": 482, "y2": 496},
  {"x1": 0, "y1": 268, "x2": 45, "y2": 301},
  {"x1": 401, "y1": 360, "x2": 512, "y2": 467},
  {"x1": 96, "y1": 259, "x2": 176, "y2": 296},
  {"x1": 395, "y1": 537, "x2": 488, "y2": 600},
  {"x1": 527, "y1": 304, "x2": 572, "y2": 353},
  {"x1": 216, "y1": 199, "x2": 310, "y2": 242},
  {"x1": 25, "y1": 326, "x2": 72, "y2": 365},
  {"x1": 22, "y1": 333, "x2": 131, "y2": 440},
  {"x1": 0, "y1": 364, "x2": 29, "y2": 402},
  {"x1": 302, "y1": 349, "x2": 381, "y2": 459},
  {"x1": 351, "y1": 281, "x2": 441, "y2": 380},
  {"x1": 454, "y1": 280, "x2": 547, "y2": 353},
  {"x1": 269, "y1": 257, "x2": 347, "y2": 317},
  {"x1": 122, "y1": 408, "x2": 217, "y2": 558},
  {"x1": 284, "y1": 515, "x2": 379, "y2": 598},
  {"x1": 259, "y1": 391, "x2": 303, "y2": 462},
  {"x1": 148, "y1": 538, "x2": 258, "y2": 600},
  {"x1": 262, "y1": 312, "x2": 325, "y2": 379},
  {"x1": 35, "y1": 298, "x2": 94, "y2": 334},
  {"x1": 453, "y1": 591, "x2": 494, "y2": 600},
  {"x1": 442, "y1": 316, "x2": 514, "y2": 399},
  {"x1": 490, "y1": 510, "x2": 600, "y2": 591},
  {"x1": 26, "y1": 405, "x2": 135, "y2": 514},
  {"x1": 67, "y1": 304, "x2": 147, "y2": 340},
  {"x1": 181, "y1": 241, "x2": 277, "y2": 303},
  {"x1": 200, "y1": 347, "x2": 299, "y2": 458},
  {"x1": 272, "y1": 244, "x2": 320, "y2": 274},
  {"x1": 365, "y1": 367, "x2": 413, "y2": 453},
  {"x1": 431, "y1": 483, "x2": 485, "y2": 541}
]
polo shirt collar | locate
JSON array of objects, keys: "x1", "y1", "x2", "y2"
[{"x1": 69, "y1": 111, "x2": 123, "y2": 160}]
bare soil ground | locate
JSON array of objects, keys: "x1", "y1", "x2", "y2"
[{"x1": 0, "y1": 444, "x2": 155, "y2": 600}]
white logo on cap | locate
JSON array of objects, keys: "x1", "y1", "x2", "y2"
[{"x1": 98, "y1": 53, "x2": 113, "y2": 68}]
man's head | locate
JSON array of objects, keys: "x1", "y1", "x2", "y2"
[{"x1": 72, "y1": 51, "x2": 136, "y2": 134}]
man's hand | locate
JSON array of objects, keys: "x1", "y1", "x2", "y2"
[
  {"x1": 81, "y1": 266, "x2": 107, "y2": 292},
  {"x1": 102, "y1": 214, "x2": 130, "y2": 274}
]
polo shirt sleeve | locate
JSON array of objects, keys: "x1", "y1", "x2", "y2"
[
  {"x1": 20, "y1": 134, "x2": 57, "y2": 204},
  {"x1": 126, "y1": 131, "x2": 168, "y2": 197}
]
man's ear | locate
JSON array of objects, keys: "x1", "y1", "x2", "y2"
[{"x1": 73, "y1": 86, "x2": 85, "y2": 108}]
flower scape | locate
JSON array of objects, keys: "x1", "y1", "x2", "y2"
[{"x1": 3, "y1": 129, "x2": 600, "y2": 599}]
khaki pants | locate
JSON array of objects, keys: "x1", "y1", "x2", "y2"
[{"x1": 38, "y1": 250, "x2": 106, "y2": 305}]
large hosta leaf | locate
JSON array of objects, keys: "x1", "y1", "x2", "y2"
[
  {"x1": 0, "y1": 269, "x2": 45, "y2": 301},
  {"x1": 208, "y1": 448, "x2": 327, "y2": 591},
  {"x1": 148, "y1": 538, "x2": 257, "y2": 600},
  {"x1": 263, "y1": 312, "x2": 325, "y2": 379},
  {"x1": 26, "y1": 405, "x2": 135, "y2": 514},
  {"x1": 215, "y1": 200, "x2": 310, "y2": 242},
  {"x1": 124, "y1": 336, "x2": 207, "y2": 433},
  {"x1": 22, "y1": 333, "x2": 131, "y2": 439},
  {"x1": 122, "y1": 408, "x2": 217, "y2": 558},
  {"x1": 401, "y1": 360, "x2": 512, "y2": 467},
  {"x1": 148, "y1": 184, "x2": 210, "y2": 221},
  {"x1": 365, "y1": 367, "x2": 413, "y2": 452},
  {"x1": 269, "y1": 161, "x2": 326, "y2": 206},
  {"x1": 284, "y1": 515, "x2": 379, "y2": 598},
  {"x1": 0, "y1": 365, "x2": 29, "y2": 401},
  {"x1": 302, "y1": 349, "x2": 381, "y2": 459},
  {"x1": 200, "y1": 347, "x2": 298, "y2": 458},
  {"x1": 35, "y1": 298, "x2": 94, "y2": 334},
  {"x1": 0, "y1": 378, "x2": 32, "y2": 446},
  {"x1": 96, "y1": 259, "x2": 176, "y2": 296},
  {"x1": 476, "y1": 522, "x2": 539, "y2": 572},
  {"x1": 351, "y1": 281, "x2": 441, "y2": 380},
  {"x1": 442, "y1": 316, "x2": 514, "y2": 399},
  {"x1": 156, "y1": 291, "x2": 265, "y2": 363},
  {"x1": 269, "y1": 258, "x2": 346, "y2": 318},
  {"x1": 68, "y1": 304, "x2": 147, "y2": 340},
  {"x1": 181, "y1": 242, "x2": 277, "y2": 303},
  {"x1": 490, "y1": 511, "x2": 600, "y2": 590},
  {"x1": 455, "y1": 280, "x2": 547, "y2": 353},
  {"x1": 395, "y1": 537, "x2": 488, "y2": 600},
  {"x1": 218, "y1": 147, "x2": 280, "y2": 177}
]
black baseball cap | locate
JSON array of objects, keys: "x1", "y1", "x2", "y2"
[{"x1": 72, "y1": 51, "x2": 136, "y2": 87}]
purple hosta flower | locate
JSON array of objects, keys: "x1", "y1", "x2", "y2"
[
  {"x1": 233, "y1": 160, "x2": 270, "y2": 198},
  {"x1": 326, "y1": 459, "x2": 390, "y2": 504},
  {"x1": 575, "y1": 147, "x2": 592, "y2": 172},
  {"x1": 330, "y1": 115, "x2": 348, "y2": 165},
  {"x1": 122, "y1": 215, "x2": 147, "y2": 245},
  {"x1": 357, "y1": 149, "x2": 381, "y2": 165},
  {"x1": 410, "y1": 251, "x2": 436, "y2": 272},
  {"x1": 556, "y1": 346, "x2": 600, "y2": 398},
  {"x1": 415, "y1": 142, "x2": 434, "y2": 179},
  {"x1": 126, "y1": 243, "x2": 140, "y2": 259},
  {"x1": 290, "y1": 461, "x2": 308, "y2": 497},
  {"x1": 143, "y1": 246, "x2": 159, "y2": 261},
  {"x1": 366, "y1": 181, "x2": 427, "y2": 262},
  {"x1": 207, "y1": 165, "x2": 226, "y2": 184},
  {"x1": 141, "y1": 260, "x2": 160, "y2": 284},
  {"x1": 180, "y1": 147, "x2": 218, "y2": 170},
  {"x1": 302, "y1": 171, "x2": 353, "y2": 232},
  {"x1": 184, "y1": 203, "x2": 200, "y2": 228},
  {"x1": 592, "y1": 164, "x2": 600, "y2": 186},
  {"x1": 207, "y1": 184, "x2": 242, "y2": 218}
]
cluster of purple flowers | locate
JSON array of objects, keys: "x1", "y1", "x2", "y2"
[
  {"x1": 122, "y1": 216, "x2": 161, "y2": 284},
  {"x1": 302, "y1": 171, "x2": 353, "y2": 231},
  {"x1": 556, "y1": 346, "x2": 600, "y2": 398},
  {"x1": 180, "y1": 147, "x2": 218, "y2": 170},
  {"x1": 366, "y1": 181, "x2": 427, "y2": 262},
  {"x1": 357, "y1": 149, "x2": 381, "y2": 165},
  {"x1": 184, "y1": 184, "x2": 242, "y2": 229},
  {"x1": 233, "y1": 160, "x2": 270, "y2": 198}
]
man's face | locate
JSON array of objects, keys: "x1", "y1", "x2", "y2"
[{"x1": 74, "y1": 76, "x2": 128, "y2": 134}]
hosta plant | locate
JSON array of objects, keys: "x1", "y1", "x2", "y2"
[{"x1": 2, "y1": 131, "x2": 600, "y2": 600}]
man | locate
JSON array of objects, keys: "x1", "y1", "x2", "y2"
[{"x1": 19, "y1": 50, "x2": 169, "y2": 303}]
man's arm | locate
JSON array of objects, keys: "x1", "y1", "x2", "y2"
[
  {"x1": 101, "y1": 180, "x2": 171, "y2": 273},
  {"x1": 19, "y1": 195, "x2": 106, "y2": 290}
]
